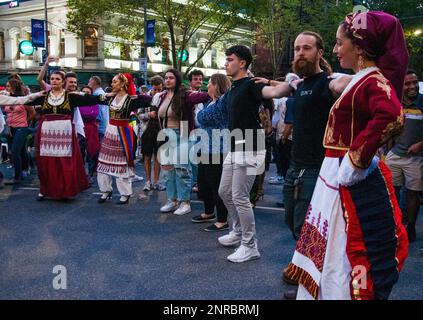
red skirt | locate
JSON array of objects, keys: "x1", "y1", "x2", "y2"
[
  {"x1": 84, "y1": 119, "x2": 100, "y2": 158},
  {"x1": 36, "y1": 114, "x2": 89, "y2": 199}
]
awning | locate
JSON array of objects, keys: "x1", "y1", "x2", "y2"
[
  {"x1": 0, "y1": 72, "x2": 114, "y2": 88},
  {"x1": 0, "y1": 74, "x2": 39, "y2": 86}
]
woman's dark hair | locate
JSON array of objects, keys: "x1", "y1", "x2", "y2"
[
  {"x1": 8, "y1": 73, "x2": 23, "y2": 82},
  {"x1": 51, "y1": 70, "x2": 65, "y2": 82},
  {"x1": 165, "y1": 69, "x2": 186, "y2": 118},
  {"x1": 6, "y1": 78, "x2": 25, "y2": 97},
  {"x1": 339, "y1": 22, "x2": 376, "y2": 61},
  {"x1": 81, "y1": 85, "x2": 93, "y2": 94}
]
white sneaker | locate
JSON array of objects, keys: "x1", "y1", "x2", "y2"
[
  {"x1": 218, "y1": 231, "x2": 242, "y2": 247},
  {"x1": 143, "y1": 181, "x2": 151, "y2": 191},
  {"x1": 269, "y1": 175, "x2": 284, "y2": 185},
  {"x1": 227, "y1": 244, "x2": 261, "y2": 263},
  {"x1": 132, "y1": 175, "x2": 144, "y2": 183},
  {"x1": 173, "y1": 202, "x2": 191, "y2": 216},
  {"x1": 160, "y1": 200, "x2": 179, "y2": 213}
]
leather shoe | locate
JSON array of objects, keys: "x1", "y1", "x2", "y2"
[
  {"x1": 276, "y1": 202, "x2": 285, "y2": 208},
  {"x1": 282, "y1": 267, "x2": 298, "y2": 285},
  {"x1": 283, "y1": 289, "x2": 297, "y2": 300}
]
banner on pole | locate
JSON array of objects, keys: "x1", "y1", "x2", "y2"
[
  {"x1": 146, "y1": 20, "x2": 156, "y2": 47},
  {"x1": 31, "y1": 19, "x2": 45, "y2": 48}
]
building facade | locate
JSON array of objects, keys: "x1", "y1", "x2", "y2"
[{"x1": 0, "y1": 0, "x2": 252, "y2": 85}]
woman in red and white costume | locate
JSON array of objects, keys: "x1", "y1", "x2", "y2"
[
  {"x1": 26, "y1": 71, "x2": 108, "y2": 201},
  {"x1": 286, "y1": 11, "x2": 409, "y2": 300}
]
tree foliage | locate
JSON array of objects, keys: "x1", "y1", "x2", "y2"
[
  {"x1": 254, "y1": 0, "x2": 352, "y2": 76},
  {"x1": 254, "y1": 0, "x2": 423, "y2": 76},
  {"x1": 66, "y1": 0, "x2": 257, "y2": 75}
]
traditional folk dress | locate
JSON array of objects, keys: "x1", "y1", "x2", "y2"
[
  {"x1": 286, "y1": 68, "x2": 409, "y2": 300},
  {"x1": 96, "y1": 94, "x2": 151, "y2": 197},
  {"x1": 28, "y1": 91, "x2": 105, "y2": 199}
]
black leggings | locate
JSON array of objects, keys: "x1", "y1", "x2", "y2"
[{"x1": 197, "y1": 158, "x2": 228, "y2": 223}]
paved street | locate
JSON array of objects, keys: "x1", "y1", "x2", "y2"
[{"x1": 0, "y1": 162, "x2": 422, "y2": 300}]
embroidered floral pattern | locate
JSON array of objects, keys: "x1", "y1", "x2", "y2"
[
  {"x1": 377, "y1": 80, "x2": 392, "y2": 100},
  {"x1": 296, "y1": 222, "x2": 328, "y2": 272},
  {"x1": 97, "y1": 125, "x2": 133, "y2": 177}
]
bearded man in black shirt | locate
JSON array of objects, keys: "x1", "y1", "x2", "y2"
[{"x1": 256, "y1": 31, "x2": 352, "y2": 297}]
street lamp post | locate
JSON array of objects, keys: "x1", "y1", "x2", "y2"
[
  {"x1": 44, "y1": 0, "x2": 48, "y2": 56},
  {"x1": 143, "y1": 0, "x2": 148, "y2": 84}
]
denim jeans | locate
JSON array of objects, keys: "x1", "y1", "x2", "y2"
[
  {"x1": 283, "y1": 166, "x2": 320, "y2": 240},
  {"x1": 10, "y1": 127, "x2": 29, "y2": 180},
  {"x1": 161, "y1": 129, "x2": 192, "y2": 202}
]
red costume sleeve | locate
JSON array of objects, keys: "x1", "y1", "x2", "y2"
[{"x1": 349, "y1": 77, "x2": 403, "y2": 169}]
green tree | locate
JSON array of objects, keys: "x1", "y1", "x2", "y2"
[
  {"x1": 254, "y1": 0, "x2": 352, "y2": 76},
  {"x1": 255, "y1": 0, "x2": 423, "y2": 76},
  {"x1": 66, "y1": 0, "x2": 257, "y2": 75}
]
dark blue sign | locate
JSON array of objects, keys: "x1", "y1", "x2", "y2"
[
  {"x1": 42, "y1": 49, "x2": 47, "y2": 64},
  {"x1": 31, "y1": 19, "x2": 45, "y2": 48},
  {"x1": 146, "y1": 20, "x2": 155, "y2": 47}
]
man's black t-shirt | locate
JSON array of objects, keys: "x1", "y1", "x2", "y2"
[
  {"x1": 291, "y1": 72, "x2": 335, "y2": 169},
  {"x1": 226, "y1": 77, "x2": 265, "y2": 151}
]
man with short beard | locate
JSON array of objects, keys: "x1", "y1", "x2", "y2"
[{"x1": 385, "y1": 69, "x2": 423, "y2": 243}]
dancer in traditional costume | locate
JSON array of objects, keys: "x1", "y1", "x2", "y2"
[
  {"x1": 96, "y1": 73, "x2": 152, "y2": 205},
  {"x1": 286, "y1": 11, "x2": 409, "y2": 300},
  {"x1": 26, "y1": 71, "x2": 108, "y2": 201}
]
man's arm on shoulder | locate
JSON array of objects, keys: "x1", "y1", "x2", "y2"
[
  {"x1": 261, "y1": 82, "x2": 293, "y2": 100},
  {"x1": 329, "y1": 75, "x2": 353, "y2": 98}
]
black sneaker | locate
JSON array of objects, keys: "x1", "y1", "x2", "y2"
[
  {"x1": 204, "y1": 223, "x2": 229, "y2": 232},
  {"x1": 191, "y1": 214, "x2": 216, "y2": 223}
]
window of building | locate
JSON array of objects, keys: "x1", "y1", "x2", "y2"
[
  {"x1": 59, "y1": 29, "x2": 65, "y2": 57},
  {"x1": 84, "y1": 26, "x2": 98, "y2": 58},
  {"x1": 0, "y1": 32, "x2": 5, "y2": 61}
]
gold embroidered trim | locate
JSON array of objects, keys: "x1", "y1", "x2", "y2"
[
  {"x1": 42, "y1": 92, "x2": 71, "y2": 114},
  {"x1": 286, "y1": 263, "x2": 319, "y2": 300},
  {"x1": 348, "y1": 143, "x2": 369, "y2": 169},
  {"x1": 380, "y1": 112, "x2": 404, "y2": 145}
]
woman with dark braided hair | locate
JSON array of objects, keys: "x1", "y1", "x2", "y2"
[{"x1": 286, "y1": 11, "x2": 409, "y2": 300}]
